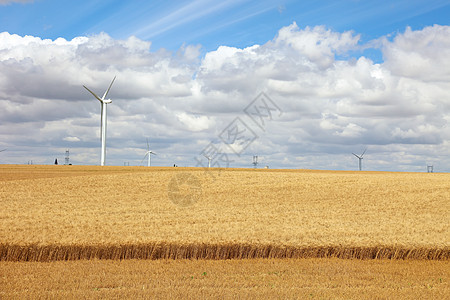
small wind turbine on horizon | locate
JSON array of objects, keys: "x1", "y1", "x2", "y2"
[
  {"x1": 352, "y1": 148, "x2": 367, "y2": 171},
  {"x1": 141, "y1": 138, "x2": 156, "y2": 167},
  {"x1": 203, "y1": 154, "x2": 212, "y2": 168},
  {"x1": 83, "y1": 76, "x2": 116, "y2": 166},
  {"x1": 252, "y1": 155, "x2": 258, "y2": 168}
]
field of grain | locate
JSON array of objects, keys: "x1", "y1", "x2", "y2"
[
  {"x1": 0, "y1": 165, "x2": 449, "y2": 260},
  {"x1": 1, "y1": 165, "x2": 449, "y2": 298},
  {"x1": 1, "y1": 259, "x2": 448, "y2": 299}
]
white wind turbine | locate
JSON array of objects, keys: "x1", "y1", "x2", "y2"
[
  {"x1": 83, "y1": 76, "x2": 116, "y2": 166},
  {"x1": 141, "y1": 138, "x2": 156, "y2": 167},
  {"x1": 203, "y1": 154, "x2": 212, "y2": 168},
  {"x1": 352, "y1": 148, "x2": 367, "y2": 171}
]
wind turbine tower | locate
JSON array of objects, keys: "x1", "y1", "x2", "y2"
[
  {"x1": 65, "y1": 149, "x2": 70, "y2": 165},
  {"x1": 204, "y1": 154, "x2": 212, "y2": 168},
  {"x1": 83, "y1": 76, "x2": 116, "y2": 166},
  {"x1": 352, "y1": 149, "x2": 366, "y2": 171},
  {"x1": 142, "y1": 139, "x2": 156, "y2": 167},
  {"x1": 253, "y1": 155, "x2": 258, "y2": 168}
]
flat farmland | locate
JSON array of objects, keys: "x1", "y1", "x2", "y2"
[
  {"x1": 0, "y1": 165, "x2": 448, "y2": 257},
  {"x1": 0, "y1": 165, "x2": 449, "y2": 298},
  {"x1": 1, "y1": 259, "x2": 448, "y2": 299}
]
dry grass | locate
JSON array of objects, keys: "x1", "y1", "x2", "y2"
[
  {"x1": 1, "y1": 259, "x2": 448, "y2": 299},
  {"x1": 0, "y1": 165, "x2": 449, "y2": 261}
]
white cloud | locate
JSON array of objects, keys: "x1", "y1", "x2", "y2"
[
  {"x1": 382, "y1": 25, "x2": 450, "y2": 82},
  {"x1": 274, "y1": 23, "x2": 360, "y2": 69},
  {"x1": 63, "y1": 137, "x2": 81, "y2": 142},
  {"x1": 176, "y1": 112, "x2": 213, "y2": 132},
  {"x1": 335, "y1": 123, "x2": 366, "y2": 138},
  {"x1": 0, "y1": 24, "x2": 449, "y2": 171}
]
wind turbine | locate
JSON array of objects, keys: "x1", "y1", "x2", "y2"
[
  {"x1": 203, "y1": 154, "x2": 212, "y2": 168},
  {"x1": 83, "y1": 76, "x2": 116, "y2": 166},
  {"x1": 252, "y1": 155, "x2": 258, "y2": 168},
  {"x1": 141, "y1": 138, "x2": 156, "y2": 167},
  {"x1": 352, "y1": 148, "x2": 367, "y2": 171}
]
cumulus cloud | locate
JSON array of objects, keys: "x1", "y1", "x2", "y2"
[
  {"x1": 274, "y1": 23, "x2": 360, "y2": 69},
  {"x1": 176, "y1": 112, "x2": 213, "y2": 131},
  {"x1": 0, "y1": 23, "x2": 449, "y2": 171},
  {"x1": 63, "y1": 136, "x2": 81, "y2": 142},
  {"x1": 382, "y1": 25, "x2": 450, "y2": 81}
]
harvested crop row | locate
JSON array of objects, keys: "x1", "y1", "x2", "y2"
[{"x1": 1, "y1": 243, "x2": 448, "y2": 262}]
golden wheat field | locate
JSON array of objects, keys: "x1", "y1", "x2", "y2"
[
  {"x1": 0, "y1": 164, "x2": 449, "y2": 298},
  {"x1": 1, "y1": 259, "x2": 449, "y2": 299},
  {"x1": 1, "y1": 164, "x2": 449, "y2": 258}
]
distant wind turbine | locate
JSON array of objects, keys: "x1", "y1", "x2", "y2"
[
  {"x1": 352, "y1": 148, "x2": 367, "y2": 171},
  {"x1": 203, "y1": 154, "x2": 212, "y2": 168},
  {"x1": 83, "y1": 76, "x2": 116, "y2": 166},
  {"x1": 141, "y1": 138, "x2": 156, "y2": 167}
]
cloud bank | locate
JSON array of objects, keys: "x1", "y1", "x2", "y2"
[{"x1": 0, "y1": 23, "x2": 449, "y2": 171}]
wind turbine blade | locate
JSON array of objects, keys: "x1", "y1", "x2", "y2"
[
  {"x1": 0, "y1": 149, "x2": 6, "y2": 152},
  {"x1": 83, "y1": 85, "x2": 103, "y2": 102},
  {"x1": 140, "y1": 153, "x2": 149, "y2": 165},
  {"x1": 146, "y1": 138, "x2": 149, "y2": 151},
  {"x1": 361, "y1": 148, "x2": 367, "y2": 157},
  {"x1": 352, "y1": 153, "x2": 360, "y2": 158},
  {"x1": 102, "y1": 76, "x2": 116, "y2": 100}
]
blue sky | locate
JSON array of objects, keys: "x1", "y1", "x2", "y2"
[
  {"x1": 1, "y1": 0, "x2": 450, "y2": 171},
  {"x1": 2, "y1": 0, "x2": 449, "y2": 55}
]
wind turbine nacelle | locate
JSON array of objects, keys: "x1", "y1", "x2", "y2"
[{"x1": 103, "y1": 99, "x2": 112, "y2": 104}]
